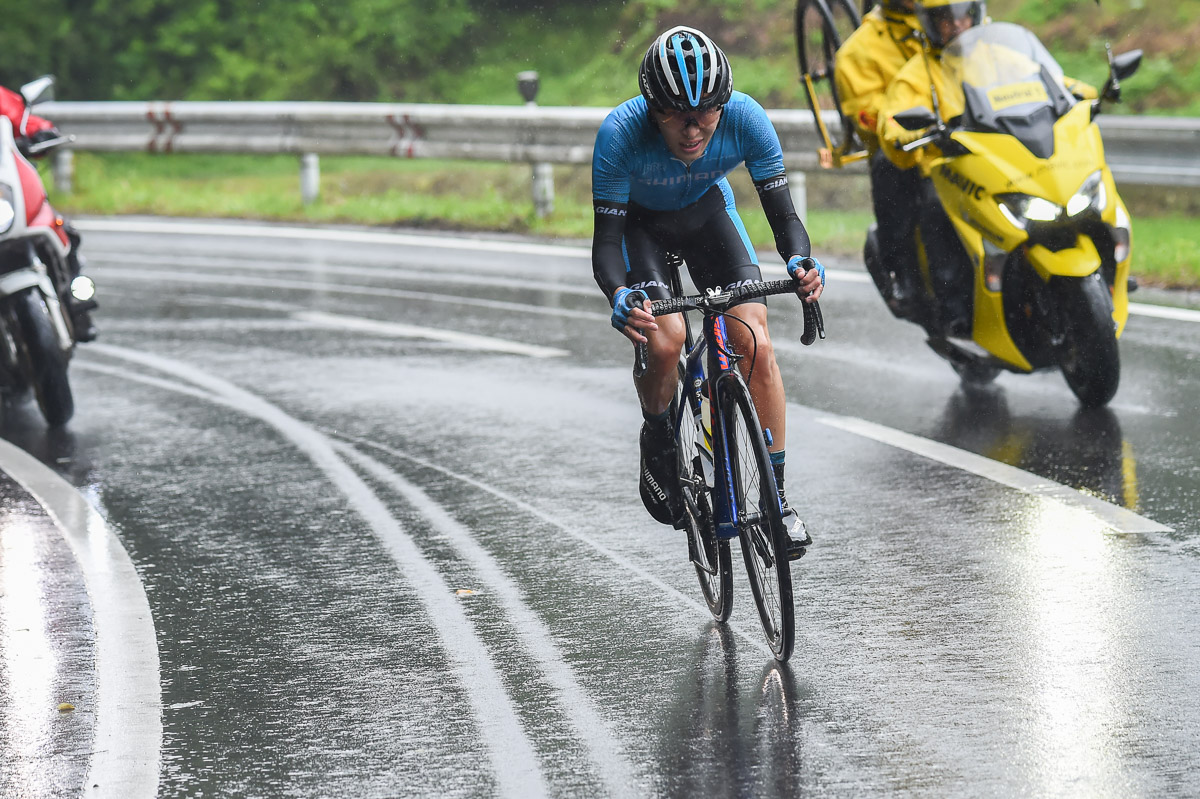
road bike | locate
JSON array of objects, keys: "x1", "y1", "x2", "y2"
[{"x1": 635, "y1": 258, "x2": 824, "y2": 661}]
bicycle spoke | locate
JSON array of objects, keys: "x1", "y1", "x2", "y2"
[
  {"x1": 721, "y1": 375, "x2": 795, "y2": 661},
  {"x1": 678, "y1": 364, "x2": 732, "y2": 622}
]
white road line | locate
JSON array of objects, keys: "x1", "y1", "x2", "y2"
[
  {"x1": 336, "y1": 444, "x2": 639, "y2": 795},
  {"x1": 80, "y1": 218, "x2": 1200, "y2": 321},
  {"x1": 78, "y1": 361, "x2": 223, "y2": 402},
  {"x1": 339, "y1": 436, "x2": 774, "y2": 657},
  {"x1": 1128, "y1": 302, "x2": 1200, "y2": 322},
  {"x1": 296, "y1": 311, "x2": 569, "y2": 357},
  {"x1": 77, "y1": 352, "x2": 768, "y2": 748},
  {"x1": 75, "y1": 218, "x2": 593, "y2": 258},
  {"x1": 0, "y1": 439, "x2": 161, "y2": 798},
  {"x1": 87, "y1": 343, "x2": 549, "y2": 799},
  {"x1": 88, "y1": 252, "x2": 598, "y2": 297},
  {"x1": 95, "y1": 314, "x2": 570, "y2": 358},
  {"x1": 815, "y1": 411, "x2": 1173, "y2": 534},
  {"x1": 85, "y1": 303, "x2": 570, "y2": 358},
  {"x1": 97, "y1": 267, "x2": 606, "y2": 323}
]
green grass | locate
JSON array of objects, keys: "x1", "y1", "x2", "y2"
[{"x1": 44, "y1": 152, "x2": 1200, "y2": 289}]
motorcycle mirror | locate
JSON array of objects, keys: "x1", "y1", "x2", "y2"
[
  {"x1": 894, "y1": 106, "x2": 938, "y2": 131},
  {"x1": 1111, "y1": 49, "x2": 1142, "y2": 81},
  {"x1": 19, "y1": 75, "x2": 56, "y2": 106}
]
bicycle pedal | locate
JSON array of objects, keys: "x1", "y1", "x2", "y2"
[{"x1": 786, "y1": 535, "x2": 809, "y2": 561}]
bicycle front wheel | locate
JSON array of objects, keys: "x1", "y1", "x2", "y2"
[{"x1": 720, "y1": 375, "x2": 795, "y2": 661}]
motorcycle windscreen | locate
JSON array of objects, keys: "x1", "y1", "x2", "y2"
[{"x1": 941, "y1": 22, "x2": 1078, "y2": 158}]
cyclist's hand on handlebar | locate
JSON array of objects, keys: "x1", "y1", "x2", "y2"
[
  {"x1": 787, "y1": 255, "x2": 825, "y2": 303},
  {"x1": 611, "y1": 287, "x2": 656, "y2": 344}
]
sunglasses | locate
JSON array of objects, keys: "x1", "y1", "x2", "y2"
[{"x1": 652, "y1": 106, "x2": 723, "y2": 125}]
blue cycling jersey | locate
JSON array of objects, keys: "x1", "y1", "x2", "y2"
[{"x1": 592, "y1": 91, "x2": 786, "y2": 211}]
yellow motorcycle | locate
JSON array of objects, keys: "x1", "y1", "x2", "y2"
[{"x1": 868, "y1": 22, "x2": 1141, "y2": 406}]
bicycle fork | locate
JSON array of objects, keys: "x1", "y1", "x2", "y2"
[{"x1": 704, "y1": 314, "x2": 743, "y2": 542}]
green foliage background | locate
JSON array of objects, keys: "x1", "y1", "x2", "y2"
[
  {"x1": 2, "y1": 0, "x2": 1198, "y2": 113},
  {"x1": 10, "y1": 0, "x2": 1200, "y2": 286}
]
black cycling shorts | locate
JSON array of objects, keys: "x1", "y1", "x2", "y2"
[{"x1": 622, "y1": 183, "x2": 765, "y2": 306}]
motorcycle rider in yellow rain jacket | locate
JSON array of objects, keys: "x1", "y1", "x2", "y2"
[
  {"x1": 878, "y1": 1, "x2": 1097, "y2": 169},
  {"x1": 875, "y1": 0, "x2": 1096, "y2": 332},
  {"x1": 834, "y1": 0, "x2": 925, "y2": 313},
  {"x1": 835, "y1": 0, "x2": 923, "y2": 153}
]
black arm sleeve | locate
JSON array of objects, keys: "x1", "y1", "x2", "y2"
[
  {"x1": 754, "y1": 173, "x2": 811, "y2": 262},
  {"x1": 591, "y1": 200, "x2": 629, "y2": 303}
]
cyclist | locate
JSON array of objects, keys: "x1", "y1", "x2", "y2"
[
  {"x1": 592, "y1": 25, "x2": 825, "y2": 559},
  {"x1": 833, "y1": 0, "x2": 924, "y2": 316}
]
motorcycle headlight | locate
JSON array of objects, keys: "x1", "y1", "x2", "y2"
[
  {"x1": 996, "y1": 193, "x2": 1063, "y2": 230},
  {"x1": 0, "y1": 184, "x2": 15, "y2": 234},
  {"x1": 71, "y1": 275, "x2": 96, "y2": 302},
  {"x1": 1067, "y1": 170, "x2": 1107, "y2": 217}
]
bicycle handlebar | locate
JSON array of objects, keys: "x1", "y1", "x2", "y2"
[
  {"x1": 632, "y1": 278, "x2": 824, "y2": 378},
  {"x1": 647, "y1": 279, "x2": 796, "y2": 317}
]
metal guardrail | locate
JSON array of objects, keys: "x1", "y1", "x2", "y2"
[{"x1": 38, "y1": 101, "x2": 1200, "y2": 204}]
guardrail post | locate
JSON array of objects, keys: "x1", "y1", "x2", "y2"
[
  {"x1": 53, "y1": 149, "x2": 74, "y2": 194},
  {"x1": 300, "y1": 153, "x2": 320, "y2": 205},
  {"x1": 790, "y1": 171, "x2": 807, "y2": 222},
  {"x1": 518, "y1": 71, "x2": 554, "y2": 218}
]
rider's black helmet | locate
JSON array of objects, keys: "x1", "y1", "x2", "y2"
[{"x1": 639, "y1": 26, "x2": 733, "y2": 112}]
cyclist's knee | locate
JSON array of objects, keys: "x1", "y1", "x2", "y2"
[
  {"x1": 646, "y1": 314, "x2": 685, "y2": 362},
  {"x1": 729, "y1": 306, "x2": 770, "y2": 347}
]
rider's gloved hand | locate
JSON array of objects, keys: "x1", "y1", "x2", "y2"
[
  {"x1": 788, "y1": 255, "x2": 825, "y2": 301},
  {"x1": 611, "y1": 287, "x2": 649, "y2": 332}
]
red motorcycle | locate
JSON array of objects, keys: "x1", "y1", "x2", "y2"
[{"x1": 0, "y1": 76, "x2": 96, "y2": 426}]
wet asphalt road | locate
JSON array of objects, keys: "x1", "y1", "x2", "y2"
[{"x1": 2, "y1": 218, "x2": 1199, "y2": 797}]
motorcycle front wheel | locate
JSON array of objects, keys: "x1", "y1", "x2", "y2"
[
  {"x1": 14, "y1": 288, "x2": 74, "y2": 426},
  {"x1": 1052, "y1": 272, "x2": 1120, "y2": 408}
]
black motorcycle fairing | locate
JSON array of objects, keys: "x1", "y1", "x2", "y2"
[
  {"x1": 946, "y1": 24, "x2": 1080, "y2": 160},
  {"x1": 966, "y1": 91, "x2": 1058, "y2": 158},
  {"x1": 960, "y1": 65, "x2": 1071, "y2": 159}
]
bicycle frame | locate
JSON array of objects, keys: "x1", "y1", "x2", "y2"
[
  {"x1": 642, "y1": 264, "x2": 814, "y2": 659},
  {"x1": 673, "y1": 300, "x2": 755, "y2": 542}
]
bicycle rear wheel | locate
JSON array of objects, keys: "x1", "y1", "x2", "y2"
[
  {"x1": 719, "y1": 375, "x2": 794, "y2": 661},
  {"x1": 676, "y1": 367, "x2": 733, "y2": 621}
]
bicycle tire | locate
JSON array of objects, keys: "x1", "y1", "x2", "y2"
[
  {"x1": 795, "y1": 0, "x2": 864, "y2": 157},
  {"x1": 676, "y1": 364, "x2": 733, "y2": 622},
  {"x1": 719, "y1": 373, "x2": 795, "y2": 661}
]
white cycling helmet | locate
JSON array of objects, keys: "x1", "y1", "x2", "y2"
[{"x1": 638, "y1": 26, "x2": 733, "y2": 112}]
